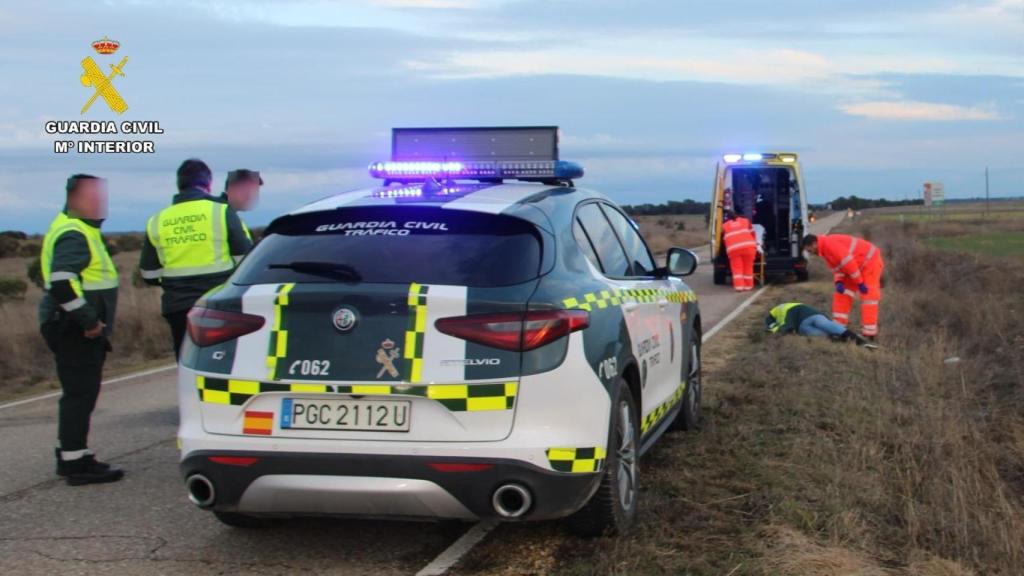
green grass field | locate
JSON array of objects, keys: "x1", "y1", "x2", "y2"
[
  {"x1": 871, "y1": 209, "x2": 1024, "y2": 222},
  {"x1": 924, "y1": 231, "x2": 1024, "y2": 258}
]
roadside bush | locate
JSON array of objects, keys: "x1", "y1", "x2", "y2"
[
  {"x1": 0, "y1": 230, "x2": 28, "y2": 240},
  {"x1": 26, "y1": 257, "x2": 43, "y2": 289},
  {"x1": 18, "y1": 241, "x2": 40, "y2": 258},
  {"x1": 113, "y1": 233, "x2": 144, "y2": 252},
  {"x1": 0, "y1": 277, "x2": 28, "y2": 302},
  {"x1": 0, "y1": 236, "x2": 18, "y2": 258}
]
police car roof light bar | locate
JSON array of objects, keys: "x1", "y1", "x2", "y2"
[
  {"x1": 368, "y1": 160, "x2": 584, "y2": 182},
  {"x1": 391, "y1": 126, "x2": 559, "y2": 161},
  {"x1": 370, "y1": 126, "x2": 583, "y2": 183}
]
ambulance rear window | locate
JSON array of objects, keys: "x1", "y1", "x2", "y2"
[{"x1": 233, "y1": 206, "x2": 542, "y2": 287}]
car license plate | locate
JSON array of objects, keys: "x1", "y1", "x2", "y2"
[{"x1": 280, "y1": 398, "x2": 411, "y2": 432}]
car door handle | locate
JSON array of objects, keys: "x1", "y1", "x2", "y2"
[
  {"x1": 658, "y1": 301, "x2": 669, "y2": 310},
  {"x1": 623, "y1": 302, "x2": 639, "y2": 312}
]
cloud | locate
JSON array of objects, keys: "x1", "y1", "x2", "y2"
[
  {"x1": 409, "y1": 47, "x2": 834, "y2": 85},
  {"x1": 840, "y1": 100, "x2": 1001, "y2": 121},
  {"x1": 370, "y1": 0, "x2": 481, "y2": 7}
]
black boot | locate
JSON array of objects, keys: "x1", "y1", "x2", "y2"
[
  {"x1": 843, "y1": 331, "x2": 879, "y2": 349},
  {"x1": 843, "y1": 330, "x2": 868, "y2": 345},
  {"x1": 56, "y1": 449, "x2": 112, "y2": 476},
  {"x1": 56, "y1": 450, "x2": 124, "y2": 485}
]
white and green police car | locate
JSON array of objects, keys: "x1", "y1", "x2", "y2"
[{"x1": 178, "y1": 127, "x2": 702, "y2": 535}]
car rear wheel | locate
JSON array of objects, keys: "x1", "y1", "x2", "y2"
[
  {"x1": 670, "y1": 328, "x2": 702, "y2": 431},
  {"x1": 567, "y1": 378, "x2": 639, "y2": 537},
  {"x1": 713, "y1": 267, "x2": 727, "y2": 285},
  {"x1": 681, "y1": 332, "x2": 702, "y2": 430}
]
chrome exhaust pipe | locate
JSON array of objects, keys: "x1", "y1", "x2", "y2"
[
  {"x1": 186, "y1": 474, "x2": 216, "y2": 509},
  {"x1": 492, "y1": 483, "x2": 532, "y2": 518}
]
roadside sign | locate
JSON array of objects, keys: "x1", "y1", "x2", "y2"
[{"x1": 923, "y1": 182, "x2": 945, "y2": 206}]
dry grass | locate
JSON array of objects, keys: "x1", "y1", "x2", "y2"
[
  {"x1": 632, "y1": 214, "x2": 708, "y2": 256},
  {"x1": 0, "y1": 250, "x2": 170, "y2": 401},
  {"x1": 453, "y1": 216, "x2": 1024, "y2": 575}
]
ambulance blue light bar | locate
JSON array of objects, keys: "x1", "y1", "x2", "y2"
[
  {"x1": 368, "y1": 160, "x2": 584, "y2": 181},
  {"x1": 722, "y1": 152, "x2": 798, "y2": 164}
]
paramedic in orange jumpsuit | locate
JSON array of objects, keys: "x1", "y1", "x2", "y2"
[
  {"x1": 722, "y1": 211, "x2": 758, "y2": 291},
  {"x1": 801, "y1": 234, "x2": 884, "y2": 339}
]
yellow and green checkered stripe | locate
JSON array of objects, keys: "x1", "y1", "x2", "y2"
[
  {"x1": 404, "y1": 282, "x2": 429, "y2": 383},
  {"x1": 641, "y1": 381, "x2": 686, "y2": 434},
  {"x1": 546, "y1": 447, "x2": 607, "y2": 473},
  {"x1": 266, "y1": 282, "x2": 295, "y2": 380},
  {"x1": 562, "y1": 288, "x2": 696, "y2": 311},
  {"x1": 197, "y1": 376, "x2": 330, "y2": 406},
  {"x1": 196, "y1": 376, "x2": 517, "y2": 412},
  {"x1": 336, "y1": 382, "x2": 518, "y2": 412}
]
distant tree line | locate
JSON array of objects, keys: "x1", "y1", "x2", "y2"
[
  {"x1": 830, "y1": 196, "x2": 924, "y2": 210},
  {"x1": 621, "y1": 199, "x2": 710, "y2": 216}
]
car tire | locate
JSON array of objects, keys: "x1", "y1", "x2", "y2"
[
  {"x1": 668, "y1": 328, "x2": 702, "y2": 432},
  {"x1": 713, "y1": 267, "x2": 727, "y2": 285},
  {"x1": 213, "y1": 511, "x2": 273, "y2": 529},
  {"x1": 567, "y1": 378, "x2": 639, "y2": 537},
  {"x1": 679, "y1": 330, "x2": 702, "y2": 430}
]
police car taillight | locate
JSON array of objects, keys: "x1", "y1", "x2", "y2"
[
  {"x1": 187, "y1": 307, "x2": 266, "y2": 347},
  {"x1": 435, "y1": 310, "x2": 590, "y2": 351}
]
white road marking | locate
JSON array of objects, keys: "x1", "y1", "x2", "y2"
[
  {"x1": 0, "y1": 364, "x2": 176, "y2": 411},
  {"x1": 415, "y1": 520, "x2": 498, "y2": 576},
  {"x1": 701, "y1": 286, "x2": 769, "y2": 343}
]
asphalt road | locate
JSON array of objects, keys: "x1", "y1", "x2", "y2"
[{"x1": 0, "y1": 212, "x2": 843, "y2": 575}]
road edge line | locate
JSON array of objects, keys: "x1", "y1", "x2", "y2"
[
  {"x1": 0, "y1": 364, "x2": 176, "y2": 411},
  {"x1": 415, "y1": 521, "x2": 498, "y2": 576}
]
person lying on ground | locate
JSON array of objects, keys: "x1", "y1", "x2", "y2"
[{"x1": 765, "y1": 302, "x2": 877, "y2": 348}]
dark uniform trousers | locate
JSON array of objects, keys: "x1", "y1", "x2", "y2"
[
  {"x1": 41, "y1": 318, "x2": 108, "y2": 452},
  {"x1": 164, "y1": 310, "x2": 189, "y2": 360}
]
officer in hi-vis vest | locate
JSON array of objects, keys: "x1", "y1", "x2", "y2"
[
  {"x1": 218, "y1": 168, "x2": 262, "y2": 243},
  {"x1": 139, "y1": 159, "x2": 253, "y2": 359},
  {"x1": 40, "y1": 174, "x2": 124, "y2": 486}
]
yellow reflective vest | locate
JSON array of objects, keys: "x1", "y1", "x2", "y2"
[
  {"x1": 145, "y1": 199, "x2": 234, "y2": 278},
  {"x1": 41, "y1": 212, "x2": 119, "y2": 292}
]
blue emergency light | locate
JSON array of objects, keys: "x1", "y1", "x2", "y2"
[
  {"x1": 722, "y1": 152, "x2": 798, "y2": 164},
  {"x1": 369, "y1": 126, "x2": 584, "y2": 182}
]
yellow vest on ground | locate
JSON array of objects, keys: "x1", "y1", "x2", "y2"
[
  {"x1": 146, "y1": 199, "x2": 234, "y2": 278},
  {"x1": 768, "y1": 302, "x2": 801, "y2": 333},
  {"x1": 41, "y1": 212, "x2": 119, "y2": 293}
]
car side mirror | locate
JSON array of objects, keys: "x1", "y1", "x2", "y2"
[{"x1": 666, "y1": 247, "x2": 698, "y2": 277}]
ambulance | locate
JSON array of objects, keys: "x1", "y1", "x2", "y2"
[{"x1": 709, "y1": 152, "x2": 810, "y2": 284}]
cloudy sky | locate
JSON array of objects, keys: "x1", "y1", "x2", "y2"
[{"x1": 0, "y1": 0, "x2": 1022, "y2": 232}]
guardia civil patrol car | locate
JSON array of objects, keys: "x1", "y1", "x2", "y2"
[{"x1": 178, "y1": 127, "x2": 702, "y2": 535}]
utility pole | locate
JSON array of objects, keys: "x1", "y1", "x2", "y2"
[{"x1": 985, "y1": 166, "x2": 990, "y2": 220}]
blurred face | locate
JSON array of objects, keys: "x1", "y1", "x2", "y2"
[
  {"x1": 69, "y1": 178, "x2": 108, "y2": 220},
  {"x1": 226, "y1": 180, "x2": 259, "y2": 211},
  {"x1": 805, "y1": 242, "x2": 819, "y2": 256}
]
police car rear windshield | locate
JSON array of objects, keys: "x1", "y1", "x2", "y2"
[{"x1": 232, "y1": 206, "x2": 542, "y2": 287}]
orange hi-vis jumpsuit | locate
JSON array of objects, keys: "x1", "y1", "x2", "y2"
[
  {"x1": 817, "y1": 234, "x2": 884, "y2": 337},
  {"x1": 722, "y1": 216, "x2": 758, "y2": 291}
]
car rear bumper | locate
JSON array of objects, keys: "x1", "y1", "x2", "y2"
[{"x1": 180, "y1": 450, "x2": 601, "y2": 521}]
